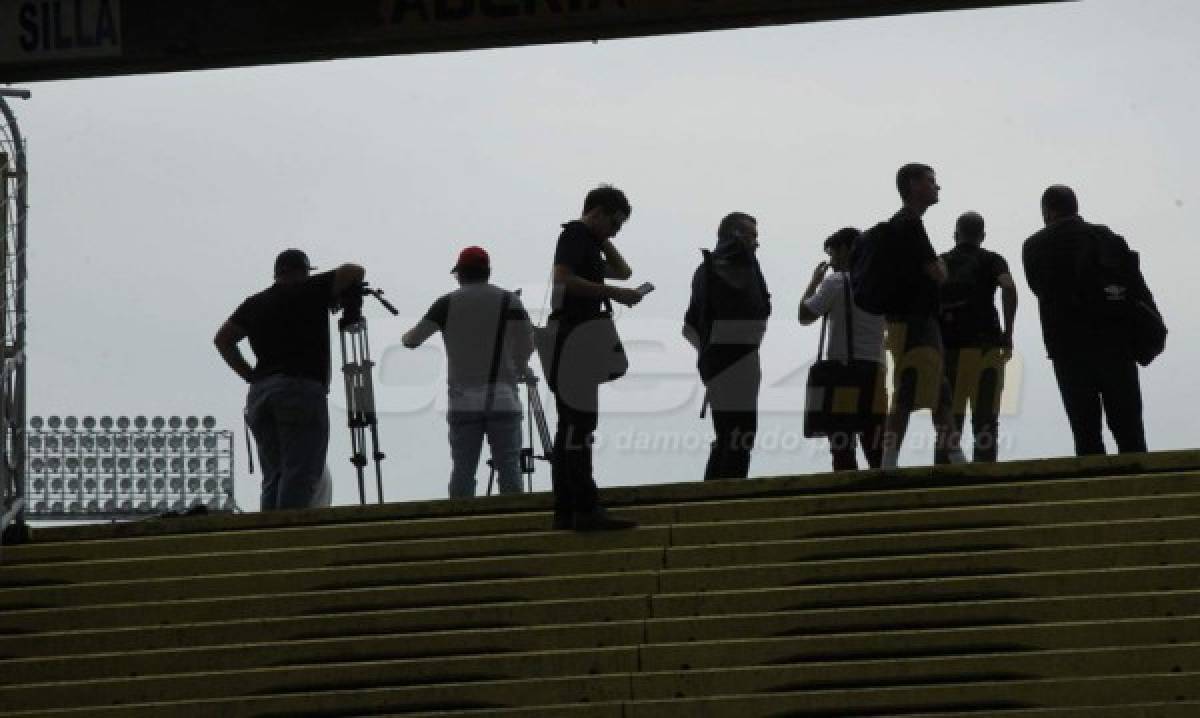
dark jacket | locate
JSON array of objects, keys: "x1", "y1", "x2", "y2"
[
  {"x1": 1023, "y1": 215, "x2": 1146, "y2": 360},
  {"x1": 684, "y1": 244, "x2": 771, "y2": 382}
]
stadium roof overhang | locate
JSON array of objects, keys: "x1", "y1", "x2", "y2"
[{"x1": 3, "y1": 0, "x2": 1067, "y2": 83}]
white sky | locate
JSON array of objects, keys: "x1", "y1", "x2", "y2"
[{"x1": 15, "y1": 0, "x2": 1200, "y2": 510}]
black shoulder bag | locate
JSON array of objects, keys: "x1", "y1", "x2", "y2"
[{"x1": 803, "y1": 274, "x2": 885, "y2": 438}]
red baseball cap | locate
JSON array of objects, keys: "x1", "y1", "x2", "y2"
[{"x1": 451, "y1": 246, "x2": 490, "y2": 273}]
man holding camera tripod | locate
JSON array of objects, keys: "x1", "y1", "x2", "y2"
[{"x1": 214, "y1": 249, "x2": 366, "y2": 511}]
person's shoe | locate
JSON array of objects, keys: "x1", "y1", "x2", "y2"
[
  {"x1": 572, "y1": 508, "x2": 637, "y2": 532},
  {"x1": 551, "y1": 513, "x2": 574, "y2": 530},
  {"x1": 945, "y1": 448, "x2": 968, "y2": 465}
]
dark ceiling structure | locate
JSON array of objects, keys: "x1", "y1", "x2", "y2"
[{"x1": 2, "y1": 0, "x2": 1065, "y2": 83}]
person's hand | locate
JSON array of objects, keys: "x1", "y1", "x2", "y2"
[
  {"x1": 999, "y1": 334, "x2": 1014, "y2": 362},
  {"x1": 612, "y1": 287, "x2": 643, "y2": 308},
  {"x1": 811, "y1": 261, "x2": 830, "y2": 284}
]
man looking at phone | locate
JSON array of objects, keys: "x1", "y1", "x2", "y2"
[{"x1": 547, "y1": 185, "x2": 645, "y2": 531}]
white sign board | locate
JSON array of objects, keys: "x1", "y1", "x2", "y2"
[{"x1": 0, "y1": 0, "x2": 121, "y2": 63}]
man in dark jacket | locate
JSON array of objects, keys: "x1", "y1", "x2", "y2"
[
  {"x1": 683, "y1": 212, "x2": 771, "y2": 480},
  {"x1": 1023, "y1": 185, "x2": 1150, "y2": 455}
]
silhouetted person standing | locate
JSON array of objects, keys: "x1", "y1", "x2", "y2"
[
  {"x1": 872, "y1": 163, "x2": 965, "y2": 468},
  {"x1": 1023, "y1": 185, "x2": 1149, "y2": 455},
  {"x1": 799, "y1": 227, "x2": 885, "y2": 471},
  {"x1": 402, "y1": 246, "x2": 534, "y2": 498},
  {"x1": 684, "y1": 213, "x2": 772, "y2": 480},
  {"x1": 214, "y1": 250, "x2": 365, "y2": 510},
  {"x1": 548, "y1": 185, "x2": 643, "y2": 530},
  {"x1": 936, "y1": 212, "x2": 1018, "y2": 463}
]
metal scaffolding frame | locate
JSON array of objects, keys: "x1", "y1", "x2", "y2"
[{"x1": 0, "y1": 90, "x2": 29, "y2": 545}]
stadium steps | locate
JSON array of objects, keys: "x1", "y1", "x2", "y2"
[{"x1": 0, "y1": 450, "x2": 1197, "y2": 716}]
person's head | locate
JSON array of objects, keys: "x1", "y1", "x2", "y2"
[
  {"x1": 1041, "y1": 184, "x2": 1079, "y2": 225},
  {"x1": 896, "y1": 163, "x2": 940, "y2": 210},
  {"x1": 451, "y1": 245, "x2": 491, "y2": 284},
  {"x1": 716, "y1": 212, "x2": 759, "y2": 255},
  {"x1": 954, "y1": 211, "x2": 986, "y2": 246},
  {"x1": 823, "y1": 227, "x2": 860, "y2": 270},
  {"x1": 581, "y1": 184, "x2": 632, "y2": 239},
  {"x1": 273, "y1": 248, "x2": 314, "y2": 282}
]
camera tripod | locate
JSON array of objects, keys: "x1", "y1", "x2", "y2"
[
  {"x1": 486, "y1": 366, "x2": 554, "y2": 496},
  {"x1": 337, "y1": 284, "x2": 398, "y2": 505}
]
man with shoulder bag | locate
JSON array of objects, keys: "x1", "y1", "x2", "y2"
[
  {"x1": 1023, "y1": 185, "x2": 1164, "y2": 456},
  {"x1": 799, "y1": 227, "x2": 886, "y2": 471},
  {"x1": 401, "y1": 246, "x2": 534, "y2": 498},
  {"x1": 684, "y1": 212, "x2": 772, "y2": 481},
  {"x1": 542, "y1": 185, "x2": 646, "y2": 531}
]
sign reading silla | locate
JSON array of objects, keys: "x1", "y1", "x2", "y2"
[{"x1": 1, "y1": 0, "x2": 121, "y2": 62}]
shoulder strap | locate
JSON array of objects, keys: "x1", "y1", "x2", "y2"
[
  {"x1": 841, "y1": 272, "x2": 854, "y2": 362},
  {"x1": 484, "y1": 291, "x2": 514, "y2": 413}
]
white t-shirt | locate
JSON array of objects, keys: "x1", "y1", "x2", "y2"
[{"x1": 803, "y1": 272, "x2": 885, "y2": 362}]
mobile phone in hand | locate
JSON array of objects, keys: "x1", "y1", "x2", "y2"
[{"x1": 635, "y1": 282, "x2": 656, "y2": 296}]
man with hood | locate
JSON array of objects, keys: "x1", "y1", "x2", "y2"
[{"x1": 683, "y1": 212, "x2": 772, "y2": 480}]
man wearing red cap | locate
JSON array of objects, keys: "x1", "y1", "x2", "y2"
[
  {"x1": 403, "y1": 246, "x2": 534, "y2": 497},
  {"x1": 214, "y1": 249, "x2": 366, "y2": 510}
]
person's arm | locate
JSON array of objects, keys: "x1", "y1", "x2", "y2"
[
  {"x1": 402, "y1": 296, "x2": 447, "y2": 349},
  {"x1": 1022, "y1": 238, "x2": 1044, "y2": 298},
  {"x1": 601, "y1": 239, "x2": 632, "y2": 281},
  {"x1": 923, "y1": 257, "x2": 949, "y2": 284},
  {"x1": 999, "y1": 272, "x2": 1018, "y2": 352},
  {"x1": 797, "y1": 261, "x2": 830, "y2": 325},
  {"x1": 553, "y1": 264, "x2": 642, "y2": 307},
  {"x1": 213, "y1": 320, "x2": 255, "y2": 383},
  {"x1": 401, "y1": 321, "x2": 438, "y2": 349},
  {"x1": 682, "y1": 266, "x2": 706, "y2": 351}
]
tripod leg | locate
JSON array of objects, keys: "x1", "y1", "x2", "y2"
[{"x1": 368, "y1": 422, "x2": 385, "y2": 504}]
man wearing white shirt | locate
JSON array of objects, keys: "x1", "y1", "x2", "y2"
[{"x1": 799, "y1": 228, "x2": 888, "y2": 470}]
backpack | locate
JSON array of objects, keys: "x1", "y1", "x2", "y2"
[
  {"x1": 1078, "y1": 229, "x2": 1167, "y2": 367},
  {"x1": 850, "y1": 221, "x2": 902, "y2": 315},
  {"x1": 938, "y1": 248, "x2": 999, "y2": 346}
]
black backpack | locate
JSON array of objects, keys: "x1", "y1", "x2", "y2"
[
  {"x1": 938, "y1": 248, "x2": 997, "y2": 346},
  {"x1": 1078, "y1": 230, "x2": 1166, "y2": 367},
  {"x1": 850, "y1": 221, "x2": 902, "y2": 315}
]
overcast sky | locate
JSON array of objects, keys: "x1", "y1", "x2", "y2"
[{"x1": 14, "y1": 0, "x2": 1200, "y2": 511}]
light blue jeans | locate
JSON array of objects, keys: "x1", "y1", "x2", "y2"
[
  {"x1": 447, "y1": 411, "x2": 523, "y2": 497},
  {"x1": 246, "y1": 375, "x2": 330, "y2": 511}
]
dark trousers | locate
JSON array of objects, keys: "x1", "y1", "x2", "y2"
[
  {"x1": 936, "y1": 347, "x2": 1006, "y2": 464},
  {"x1": 704, "y1": 353, "x2": 761, "y2": 481},
  {"x1": 829, "y1": 412, "x2": 885, "y2": 471},
  {"x1": 1052, "y1": 355, "x2": 1146, "y2": 456},
  {"x1": 551, "y1": 380, "x2": 600, "y2": 517}
]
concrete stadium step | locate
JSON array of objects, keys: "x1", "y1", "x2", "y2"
[
  {"x1": 0, "y1": 570, "x2": 661, "y2": 632},
  {"x1": 5, "y1": 586, "x2": 1197, "y2": 665},
  {"x1": 4, "y1": 648, "x2": 1199, "y2": 716},
  {"x1": 3, "y1": 561, "x2": 1195, "y2": 635},
  {"x1": 652, "y1": 564, "x2": 1200, "y2": 616},
  {"x1": 618, "y1": 673, "x2": 1200, "y2": 717},
  {"x1": 3, "y1": 535, "x2": 1197, "y2": 613},
  {"x1": 0, "y1": 594, "x2": 652, "y2": 659},
  {"x1": 5, "y1": 467, "x2": 1197, "y2": 566},
  {"x1": 401, "y1": 702, "x2": 1200, "y2": 718},
  {"x1": 5, "y1": 613, "x2": 1198, "y2": 686},
  {"x1": 6, "y1": 502, "x2": 1199, "y2": 590},
  {"x1": 11, "y1": 453, "x2": 1198, "y2": 561},
  {"x1": 647, "y1": 590, "x2": 1200, "y2": 642}
]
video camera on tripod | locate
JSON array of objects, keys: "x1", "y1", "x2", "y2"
[{"x1": 334, "y1": 282, "x2": 398, "y2": 505}]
